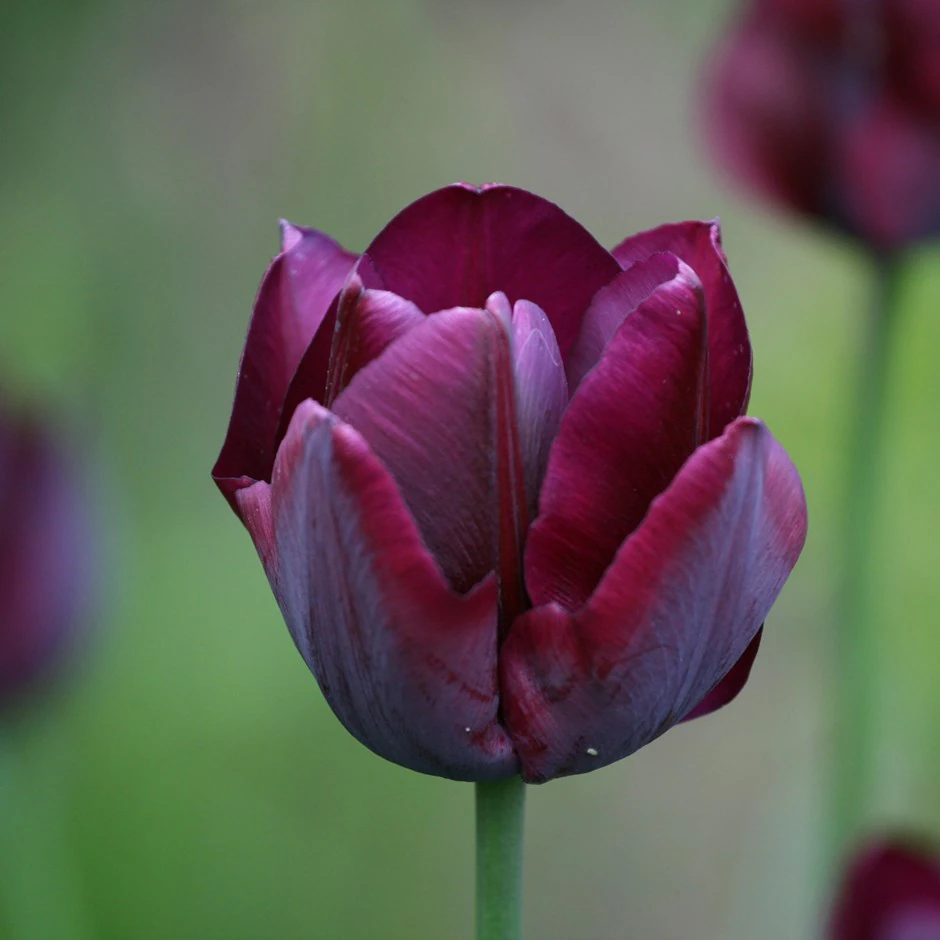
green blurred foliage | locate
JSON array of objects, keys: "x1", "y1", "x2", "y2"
[{"x1": 1, "y1": 1, "x2": 939, "y2": 938}]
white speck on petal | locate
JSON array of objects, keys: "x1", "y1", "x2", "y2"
[
  {"x1": 465, "y1": 727, "x2": 472, "y2": 733},
  {"x1": 586, "y1": 747, "x2": 598, "y2": 756}
]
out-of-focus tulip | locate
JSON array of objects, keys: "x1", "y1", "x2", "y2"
[
  {"x1": 213, "y1": 184, "x2": 807, "y2": 783},
  {"x1": 704, "y1": 0, "x2": 940, "y2": 252},
  {"x1": 0, "y1": 401, "x2": 95, "y2": 708},
  {"x1": 829, "y1": 838, "x2": 940, "y2": 939}
]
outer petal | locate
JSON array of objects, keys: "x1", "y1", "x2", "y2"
[
  {"x1": 501, "y1": 417, "x2": 807, "y2": 782},
  {"x1": 362, "y1": 183, "x2": 621, "y2": 355},
  {"x1": 233, "y1": 480, "x2": 276, "y2": 577},
  {"x1": 828, "y1": 839, "x2": 940, "y2": 940},
  {"x1": 270, "y1": 400, "x2": 517, "y2": 781},
  {"x1": 611, "y1": 220, "x2": 752, "y2": 435},
  {"x1": 525, "y1": 267, "x2": 708, "y2": 612},
  {"x1": 213, "y1": 224, "x2": 357, "y2": 510},
  {"x1": 681, "y1": 629, "x2": 761, "y2": 721},
  {"x1": 332, "y1": 307, "x2": 518, "y2": 596}
]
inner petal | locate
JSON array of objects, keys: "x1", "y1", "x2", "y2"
[
  {"x1": 488, "y1": 293, "x2": 569, "y2": 520},
  {"x1": 566, "y1": 252, "x2": 694, "y2": 394},
  {"x1": 525, "y1": 270, "x2": 709, "y2": 612},
  {"x1": 275, "y1": 271, "x2": 424, "y2": 451},
  {"x1": 331, "y1": 307, "x2": 528, "y2": 614}
]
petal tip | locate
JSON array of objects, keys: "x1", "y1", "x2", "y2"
[{"x1": 278, "y1": 219, "x2": 304, "y2": 252}]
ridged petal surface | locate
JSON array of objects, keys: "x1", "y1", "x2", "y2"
[
  {"x1": 612, "y1": 220, "x2": 752, "y2": 434},
  {"x1": 332, "y1": 307, "x2": 515, "y2": 595},
  {"x1": 270, "y1": 401, "x2": 517, "y2": 781},
  {"x1": 525, "y1": 264, "x2": 708, "y2": 612},
  {"x1": 501, "y1": 418, "x2": 807, "y2": 782}
]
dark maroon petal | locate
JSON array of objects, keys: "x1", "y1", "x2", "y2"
[
  {"x1": 212, "y1": 223, "x2": 357, "y2": 510},
  {"x1": 525, "y1": 267, "x2": 708, "y2": 612},
  {"x1": 702, "y1": 19, "x2": 833, "y2": 222},
  {"x1": 276, "y1": 273, "x2": 426, "y2": 447},
  {"x1": 332, "y1": 306, "x2": 522, "y2": 597},
  {"x1": 681, "y1": 629, "x2": 761, "y2": 722},
  {"x1": 501, "y1": 418, "x2": 807, "y2": 782},
  {"x1": 0, "y1": 412, "x2": 95, "y2": 706},
  {"x1": 325, "y1": 286, "x2": 426, "y2": 405},
  {"x1": 502, "y1": 295, "x2": 568, "y2": 518},
  {"x1": 233, "y1": 479, "x2": 276, "y2": 578},
  {"x1": 362, "y1": 183, "x2": 621, "y2": 356},
  {"x1": 839, "y1": 98, "x2": 940, "y2": 251},
  {"x1": 829, "y1": 839, "x2": 940, "y2": 940},
  {"x1": 612, "y1": 220, "x2": 752, "y2": 434},
  {"x1": 275, "y1": 292, "x2": 344, "y2": 448},
  {"x1": 566, "y1": 252, "x2": 696, "y2": 393},
  {"x1": 270, "y1": 400, "x2": 517, "y2": 781}
]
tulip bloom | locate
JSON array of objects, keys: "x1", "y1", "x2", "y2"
[
  {"x1": 213, "y1": 184, "x2": 807, "y2": 783},
  {"x1": 829, "y1": 838, "x2": 940, "y2": 939},
  {"x1": 704, "y1": 0, "x2": 940, "y2": 251},
  {"x1": 0, "y1": 401, "x2": 94, "y2": 708}
]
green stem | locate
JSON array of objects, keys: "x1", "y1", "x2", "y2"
[
  {"x1": 476, "y1": 776, "x2": 526, "y2": 940},
  {"x1": 829, "y1": 251, "x2": 903, "y2": 866}
]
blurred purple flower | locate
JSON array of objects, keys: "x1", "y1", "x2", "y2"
[
  {"x1": 213, "y1": 184, "x2": 807, "y2": 782},
  {"x1": 704, "y1": 0, "x2": 940, "y2": 252},
  {"x1": 829, "y1": 838, "x2": 940, "y2": 939},
  {"x1": 0, "y1": 400, "x2": 95, "y2": 709}
]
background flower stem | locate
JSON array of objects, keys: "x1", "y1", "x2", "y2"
[
  {"x1": 830, "y1": 251, "x2": 902, "y2": 867},
  {"x1": 476, "y1": 775, "x2": 526, "y2": 940}
]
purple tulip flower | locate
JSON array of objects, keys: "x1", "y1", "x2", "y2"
[
  {"x1": 704, "y1": 0, "x2": 940, "y2": 252},
  {"x1": 829, "y1": 838, "x2": 940, "y2": 939},
  {"x1": 213, "y1": 184, "x2": 807, "y2": 783},
  {"x1": 0, "y1": 401, "x2": 94, "y2": 708}
]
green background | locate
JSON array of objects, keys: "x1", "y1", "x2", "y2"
[{"x1": 3, "y1": 1, "x2": 939, "y2": 937}]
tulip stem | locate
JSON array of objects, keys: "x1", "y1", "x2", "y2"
[
  {"x1": 476, "y1": 775, "x2": 526, "y2": 940},
  {"x1": 830, "y1": 250, "x2": 902, "y2": 867}
]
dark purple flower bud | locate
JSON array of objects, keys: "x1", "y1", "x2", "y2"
[
  {"x1": 0, "y1": 401, "x2": 95, "y2": 709},
  {"x1": 829, "y1": 838, "x2": 940, "y2": 939},
  {"x1": 704, "y1": 0, "x2": 940, "y2": 251},
  {"x1": 213, "y1": 184, "x2": 807, "y2": 782}
]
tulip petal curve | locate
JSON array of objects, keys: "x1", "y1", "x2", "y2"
[
  {"x1": 362, "y1": 184, "x2": 621, "y2": 355},
  {"x1": 612, "y1": 219, "x2": 752, "y2": 436},
  {"x1": 681, "y1": 628, "x2": 761, "y2": 721},
  {"x1": 525, "y1": 266, "x2": 708, "y2": 612},
  {"x1": 501, "y1": 417, "x2": 807, "y2": 782},
  {"x1": 507, "y1": 298, "x2": 569, "y2": 517},
  {"x1": 270, "y1": 400, "x2": 518, "y2": 781},
  {"x1": 331, "y1": 306, "x2": 518, "y2": 596},
  {"x1": 276, "y1": 276, "x2": 426, "y2": 447},
  {"x1": 214, "y1": 225, "x2": 357, "y2": 509}
]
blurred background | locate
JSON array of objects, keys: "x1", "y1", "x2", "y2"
[{"x1": 2, "y1": 0, "x2": 940, "y2": 937}]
